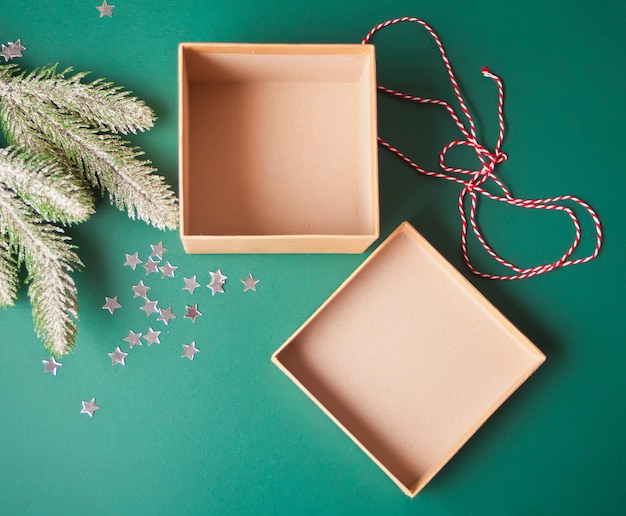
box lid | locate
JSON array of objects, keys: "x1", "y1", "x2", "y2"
[{"x1": 272, "y1": 221, "x2": 545, "y2": 496}]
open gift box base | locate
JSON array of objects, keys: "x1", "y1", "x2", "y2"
[{"x1": 179, "y1": 43, "x2": 379, "y2": 254}]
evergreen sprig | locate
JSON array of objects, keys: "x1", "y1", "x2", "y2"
[{"x1": 0, "y1": 63, "x2": 178, "y2": 355}]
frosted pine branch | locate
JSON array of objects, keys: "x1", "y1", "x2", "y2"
[
  {"x1": 0, "y1": 231, "x2": 18, "y2": 307},
  {"x1": 2, "y1": 72, "x2": 178, "y2": 230},
  {"x1": 0, "y1": 185, "x2": 80, "y2": 355},
  {"x1": 0, "y1": 61, "x2": 178, "y2": 354},
  {"x1": 0, "y1": 64, "x2": 155, "y2": 134},
  {"x1": 0, "y1": 148, "x2": 94, "y2": 224}
]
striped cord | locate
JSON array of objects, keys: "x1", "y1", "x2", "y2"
[{"x1": 363, "y1": 17, "x2": 602, "y2": 280}]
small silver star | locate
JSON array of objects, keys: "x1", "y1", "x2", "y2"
[
  {"x1": 157, "y1": 307, "x2": 176, "y2": 325},
  {"x1": 210, "y1": 269, "x2": 227, "y2": 284},
  {"x1": 123, "y1": 330, "x2": 142, "y2": 348},
  {"x1": 0, "y1": 45, "x2": 12, "y2": 63},
  {"x1": 140, "y1": 298, "x2": 159, "y2": 317},
  {"x1": 182, "y1": 341, "x2": 200, "y2": 360},
  {"x1": 182, "y1": 276, "x2": 200, "y2": 294},
  {"x1": 241, "y1": 273, "x2": 260, "y2": 292},
  {"x1": 143, "y1": 258, "x2": 160, "y2": 276},
  {"x1": 1, "y1": 40, "x2": 26, "y2": 62},
  {"x1": 123, "y1": 252, "x2": 142, "y2": 270},
  {"x1": 81, "y1": 398, "x2": 101, "y2": 417},
  {"x1": 150, "y1": 241, "x2": 168, "y2": 260},
  {"x1": 159, "y1": 261, "x2": 178, "y2": 279},
  {"x1": 102, "y1": 296, "x2": 121, "y2": 314},
  {"x1": 96, "y1": 0, "x2": 115, "y2": 18},
  {"x1": 108, "y1": 346, "x2": 128, "y2": 366},
  {"x1": 184, "y1": 304, "x2": 202, "y2": 323},
  {"x1": 132, "y1": 280, "x2": 150, "y2": 299},
  {"x1": 143, "y1": 327, "x2": 161, "y2": 346},
  {"x1": 207, "y1": 269, "x2": 227, "y2": 296},
  {"x1": 42, "y1": 357, "x2": 62, "y2": 375}
]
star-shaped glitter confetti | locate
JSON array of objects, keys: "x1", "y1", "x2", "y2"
[
  {"x1": 108, "y1": 346, "x2": 128, "y2": 366},
  {"x1": 42, "y1": 357, "x2": 62, "y2": 375},
  {"x1": 140, "y1": 298, "x2": 159, "y2": 317},
  {"x1": 123, "y1": 330, "x2": 143, "y2": 348},
  {"x1": 96, "y1": 0, "x2": 115, "y2": 18},
  {"x1": 102, "y1": 296, "x2": 121, "y2": 314},
  {"x1": 157, "y1": 307, "x2": 176, "y2": 325},
  {"x1": 241, "y1": 273, "x2": 260, "y2": 292},
  {"x1": 132, "y1": 280, "x2": 151, "y2": 299},
  {"x1": 182, "y1": 275, "x2": 200, "y2": 294},
  {"x1": 184, "y1": 304, "x2": 202, "y2": 323},
  {"x1": 150, "y1": 241, "x2": 168, "y2": 260},
  {"x1": 81, "y1": 398, "x2": 101, "y2": 417},
  {"x1": 182, "y1": 341, "x2": 200, "y2": 360},
  {"x1": 144, "y1": 327, "x2": 161, "y2": 346},
  {"x1": 123, "y1": 252, "x2": 142, "y2": 270},
  {"x1": 159, "y1": 261, "x2": 178, "y2": 279},
  {"x1": 1, "y1": 39, "x2": 26, "y2": 62},
  {"x1": 208, "y1": 269, "x2": 227, "y2": 296},
  {"x1": 143, "y1": 258, "x2": 160, "y2": 276}
]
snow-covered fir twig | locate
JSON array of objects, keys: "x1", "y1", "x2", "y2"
[
  {"x1": 0, "y1": 62, "x2": 178, "y2": 355},
  {"x1": 0, "y1": 184, "x2": 80, "y2": 355},
  {"x1": 0, "y1": 65, "x2": 154, "y2": 134},
  {"x1": 0, "y1": 148, "x2": 94, "y2": 224}
]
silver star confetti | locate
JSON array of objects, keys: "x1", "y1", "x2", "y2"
[
  {"x1": 108, "y1": 346, "x2": 128, "y2": 366},
  {"x1": 208, "y1": 269, "x2": 227, "y2": 296},
  {"x1": 159, "y1": 261, "x2": 178, "y2": 279},
  {"x1": 123, "y1": 330, "x2": 143, "y2": 348},
  {"x1": 182, "y1": 341, "x2": 200, "y2": 360},
  {"x1": 42, "y1": 357, "x2": 62, "y2": 375},
  {"x1": 1, "y1": 39, "x2": 26, "y2": 62},
  {"x1": 144, "y1": 327, "x2": 161, "y2": 346},
  {"x1": 241, "y1": 273, "x2": 260, "y2": 292},
  {"x1": 157, "y1": 307, "x2": 176, "y2": 325},
  {"x1": 102, "y1": 296, "x2": 121, "y2": 314},
  {"x1": 123, "y1": 252, "x2": 142, "y2": 270},
  {"x1": 81, "y1": 398, "x2": 101, "y2": 417},
  {"x1": 132, "y1": 280, "x2": 150, "y2": 299},
  {"x1": 183, "y1": 275, "x2": 200, "y2": 294},
  {"x1": 96, "y1": 0, "x2": 115, "y2": 17},
  {"x1": 143, "y1": 258, "x2": 160, "y2": 276},
  {"x1": 184, "y1": 304, "x2": 202, "y2": 323},
  {"x1": 140, "y1": 298, "x2": 159, "y2": 317},
  {"x1": 150, "y1": 241, "x2": 168, "y2": 260}
]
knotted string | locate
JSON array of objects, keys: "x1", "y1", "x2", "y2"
[{"x1": 363, "y1": 17, "x2": 603, "y2": 280}]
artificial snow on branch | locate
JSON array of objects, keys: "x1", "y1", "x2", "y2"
[{"x1": 0, "y1": 62, "x2": 178, "y2": 355}]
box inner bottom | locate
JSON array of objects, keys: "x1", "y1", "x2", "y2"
[
  {"x1": 186, "y1": 80, "x2": 373, "y2": 236},
  {"x1": 276, "y1": 228, "x2": 542, "y2": 491}
]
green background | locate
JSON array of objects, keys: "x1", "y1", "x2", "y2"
[{"x1": 1, "y1": 1, "x2": 624, "y2": 514}]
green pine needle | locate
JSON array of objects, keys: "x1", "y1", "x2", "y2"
[
  {"x1": 0, "y1": 64, "x2": 155, "y2": 134},
  {"x1": 0, "y1": 231, "x2": 18, "y2": 307},
  {"x1": 0, "y1": 62, "x2": 179, "y2": 354},
  {"x1": 0, "y1": 184, "x2": 80, "y2": 355},
  {"x1": 0, "y1": 148, "x2": 95, "y2": 224}
]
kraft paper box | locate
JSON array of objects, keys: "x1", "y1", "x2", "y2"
[
  {"x1": 272, "y1": 222, "x2": 545, "y2": 497},
  {"x1": 178, "y1": 43, "x2": 379, "y2": 254}
]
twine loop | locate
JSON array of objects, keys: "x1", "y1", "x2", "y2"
[{"x1": 363, "y1": 17, "x2": 602, "y2": 280}]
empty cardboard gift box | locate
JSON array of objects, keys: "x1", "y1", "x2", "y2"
[
  {"x1": 178, "y1": 43, "x2": 379, "y2": 254},
  {"x1": 273, "y1": 222, "x2": 545, "y2": 497}
]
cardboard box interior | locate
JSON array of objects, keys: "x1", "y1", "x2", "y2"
[
  {"x1": 179, "y1": 44, "x2": 379, "y2": 253},
  {"x1": 273, "y1": 222, "x2": 545, "y2": 496}
]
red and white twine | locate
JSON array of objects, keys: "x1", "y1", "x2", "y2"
[{"x1": 363, "y1": 17, "x2": 602, "y2": 280}]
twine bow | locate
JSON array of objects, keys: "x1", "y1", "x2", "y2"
[{"x1": 363, "y1": 17, "x2": 603, "y2": 280}]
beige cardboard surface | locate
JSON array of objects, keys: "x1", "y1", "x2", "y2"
[
  {"x1": 273, "y1": 222, "x2": 545, "y2": 496},
  {"x1": 179, "y1": 44, "x2": 379, "y2": 253}
]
